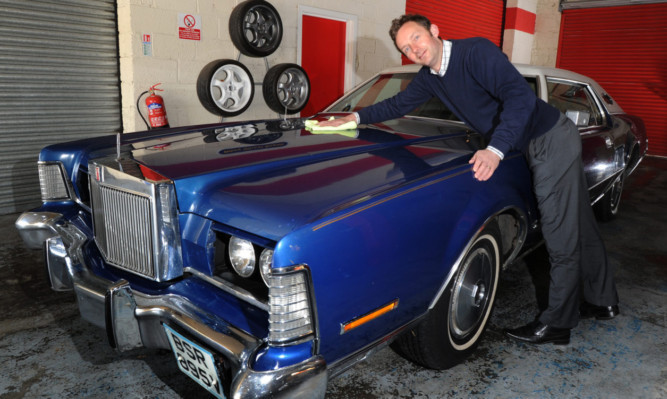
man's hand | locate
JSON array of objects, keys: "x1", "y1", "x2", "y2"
[
  {"x1": 469, "y1": 149, "x2": 501, "y2": 181},
  {"x1": 315, "y1": 114, "x2": 356, "y2": 127}
]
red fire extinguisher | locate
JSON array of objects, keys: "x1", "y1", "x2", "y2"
[{"x1": 138, "y1": 83, "x2": 170, "y2": 129}]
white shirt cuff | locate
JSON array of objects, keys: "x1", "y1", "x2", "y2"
[
  {"x1": 353, "y1": 112, "x2": 360, "y2": 124},
  {"x1": 487, "y1": 146, "x2": 504, "y2": 160}
]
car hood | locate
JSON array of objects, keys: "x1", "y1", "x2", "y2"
[{"x1": 124, "y1": 117, "x2": 476, "y2": 241}]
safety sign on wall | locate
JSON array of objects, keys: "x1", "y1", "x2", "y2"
[
  {"x1": 178, "y1": 13, "x2": 201, "y2": 41},
  {"x1": 142, "y1": 34, "x2": 152, "y2": 56}
]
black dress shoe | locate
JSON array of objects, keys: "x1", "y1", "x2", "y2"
[
  {"x1": 579, "y1": 302, "x2": 620, "y2": 320},
  {"x1": 504, "y1": 320, "x2": 570, "y2": 345}
]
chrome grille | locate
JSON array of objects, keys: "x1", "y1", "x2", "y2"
[
  {"x1": 88, "y1": 161, "x2": 184, "y2": 282},
  {"x1": 92, "y1": 184, "x2": 154, "y2": 278},
  {"x1": 92, "y1": 184, "x2": 155, "y2": 278}
]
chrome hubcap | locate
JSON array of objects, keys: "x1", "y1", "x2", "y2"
[{"x1": 450, "y1": 246, "x2": 494, "y2": 338}]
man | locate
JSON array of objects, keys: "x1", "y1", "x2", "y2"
[{"x1": 318, "y1": 14, "x2": 619, "y2": 344}]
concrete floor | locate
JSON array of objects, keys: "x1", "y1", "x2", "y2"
[{"x1": 1, "y1": 157, "x2": 665, "y2": 399}]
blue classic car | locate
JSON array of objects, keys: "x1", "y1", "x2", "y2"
[{"x1": 16, "y1": 64, "x2": 646, "y2": 398}]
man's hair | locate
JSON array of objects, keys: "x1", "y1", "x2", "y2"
[{"x1": 389, "y1": 14, "x2": 432, "y2": 47}]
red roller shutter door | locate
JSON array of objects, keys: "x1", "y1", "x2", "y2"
[
  {"x1": 558, "y1": 4, "x2": 667, "y2": 156},
  {"x1": 405, "y1": 0, "x2": 505, "y2": 64}
]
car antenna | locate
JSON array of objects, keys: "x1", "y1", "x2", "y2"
[{"x1": 116, "y1": 132, "x2": 124, "y2": 172}]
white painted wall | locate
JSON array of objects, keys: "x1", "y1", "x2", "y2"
[
  {"x1": 117, "y1": 0, "x2": 405, "y2": 132},
  {"x1": 532, "y1": 0, "x2": 563, "y2": 67}
]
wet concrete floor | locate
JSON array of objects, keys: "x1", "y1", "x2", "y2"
[{"x1": 1, "y1": 157, "x2": 666, "y2": 398}]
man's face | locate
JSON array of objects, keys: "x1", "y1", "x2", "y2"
[{"x1": 394, "y1": 21, "x2": 442, "y2": 70}]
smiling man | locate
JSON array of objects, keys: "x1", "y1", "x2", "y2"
[{"x1": 317, "y1": 14, "x2": 619, "y2": 345}]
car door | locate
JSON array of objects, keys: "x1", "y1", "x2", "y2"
[{"x1": 544, "y1": 77, "x2": 621, "y2": 200}]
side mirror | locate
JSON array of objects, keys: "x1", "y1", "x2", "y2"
[{"x1": 566, "y1": 110, "x2": 590, "y2": 127}]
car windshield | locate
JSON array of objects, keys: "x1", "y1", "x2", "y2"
[
  {"x1": 327, "y1": 71, "x2": 542, "y2": 123},
  {"x1": 327, "y1": 73, "x2": 459, "y2": 121}
]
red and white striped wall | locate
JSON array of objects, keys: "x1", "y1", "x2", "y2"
[{"x1": 502, "y1": 0, "x2": 537, "y2": 63}]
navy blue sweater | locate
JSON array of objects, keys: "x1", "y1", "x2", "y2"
[{"x1": 357, "y1": 37, "x2": 561, "y2": 156}]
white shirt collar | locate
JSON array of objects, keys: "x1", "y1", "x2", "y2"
[{"x1": 430, "y1": 40, "x2": 452, "y2": 77}]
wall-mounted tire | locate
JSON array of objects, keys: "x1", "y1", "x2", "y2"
[
  {"x1": 262, "y1": 63, "x2": 310, "y2": 114},
  {"x1": 229, "y1": 0, "x2": 283, "y2": 57},
  {"x1": 197, "y1": 59, "x2": 254, "y2": 117}
]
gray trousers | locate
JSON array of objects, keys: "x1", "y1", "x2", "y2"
[{"x1": 527, "y1": 113, "x2": 618, "y2": 329}]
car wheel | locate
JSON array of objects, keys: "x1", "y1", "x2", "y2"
[
  {"x1": 262, "y1": 63, "x2": 310, "y2": 114},
  {"x1": 392, "y1": 222, "x2": 500, "y2": 370},
  {"x1": 197, "y1": 59, "x2": 255, "y2": 117},
  {"x1": 594, "y1": 171, "x2": 624, "y2": 221},
  {"x1": 229, "y1": 0, "x2": 283, "y2": 57}
]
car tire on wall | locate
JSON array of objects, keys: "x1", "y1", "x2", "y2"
[
  {"x1": 197, "y1": 59, "x2": 255, "y2": 117},
  {"x1": 229, "y1": 0, "x2": 283, "y2": 57},
  {"x1": 391, "y1": 222, "x2": 501, "y2": 370},
  {"x1": 262, "y1": 63, "x2": 310, "y2": 114}
]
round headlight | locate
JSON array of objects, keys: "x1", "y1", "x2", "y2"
[
  {"x1": 259, "y1": 248, "x2": 273, "y2": 285},
  {"x1": 229, "y1": 237, "x2": 255, "y2": 277}
]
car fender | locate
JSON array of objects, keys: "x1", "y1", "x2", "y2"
[{"x1": 272, "y1": 153, "x2": 535, "y2": 364}]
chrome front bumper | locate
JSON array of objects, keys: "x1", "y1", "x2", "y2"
[{"x1": 15, "y1": 211, "x2": 328, "y2": 399}]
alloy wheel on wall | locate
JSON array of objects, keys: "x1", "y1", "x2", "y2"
[
  {"x1": 229, "y1": 0, "x2": 283, "y2": 57},
  {"x1": 197, "y1": 59, "x2": 255, "y2": 117},
  {"x1": 262, "y1": 64, "x2": 311, "y2": 114},
  {"x1": 199, "y1": 0, "x2": 311, "y2": 118}
]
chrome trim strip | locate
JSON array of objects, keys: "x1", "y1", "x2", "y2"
[
  {"x1": 184, "y1": 267, "x2": 269, "y2": 311},
  {"x1": 545, "y1": 77, "x2": 608, "y2": 127},
  {"x1": 312, "y1": 153, "x2": 524, "y2": 232},
  {"x1": 625, "y1": 150, "x2": 646, "y2": 177},
  {"x1": 312, "y1": 166, "x2": 471, "y2": 231},
  {"x1": 327, "y1": 315, "x2": 424, "y2": 380},
  {"x1": 589, "y1": 169, "x2": 624, "y2": 206}
]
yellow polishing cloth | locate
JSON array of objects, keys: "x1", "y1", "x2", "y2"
[{"x1": 305, "y1": 117, "x2": 357, "y2": 132}]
